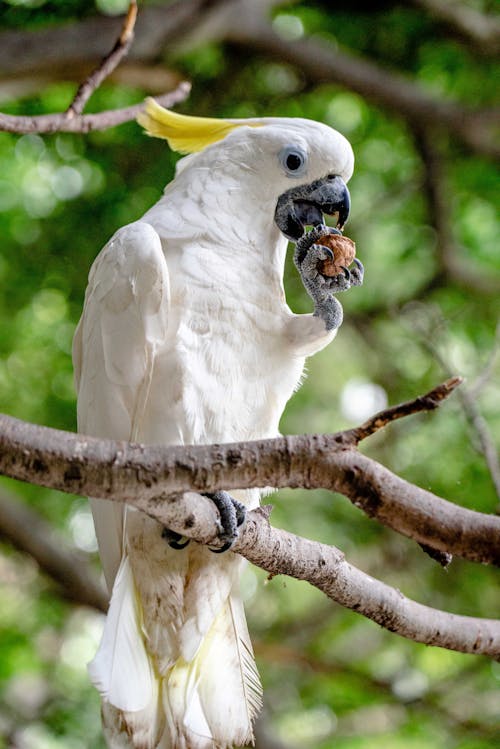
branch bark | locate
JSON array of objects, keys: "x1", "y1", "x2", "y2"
[
  {"x1": 0, "y1": 82, "x2": 191, "y2": 134},
  {"x1": 65, "y1": 0, "x2": 138, "y2": 118},
  {"x1": 0, "y1": 380, "x2": 499, "y2": 567},
  {"x1": 1, "y1": 382, "x2": 500, "y2": 656},
  {"x1": 238, "y1": 509, "x2": 500, "y2": 659}
]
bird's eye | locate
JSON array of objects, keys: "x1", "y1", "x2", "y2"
[{"x1": 279, "y1": 145, "x2": 307, "y2": 176}]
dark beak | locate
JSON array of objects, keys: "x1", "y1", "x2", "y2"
[{"x1": 274, "y1": 175, "x2": 350, "y2": 242}]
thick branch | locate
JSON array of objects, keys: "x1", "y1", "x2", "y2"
[
  {"x1": 221, "y1": 3, "x2": 499, "y2": 159},
  {"x1": 236, "y1": 509, "x2": 500, "y2": 659},
  {"x1": 1, "y1": 382, "x2": 499, "y2": 656},
  {"x1": 0, "y1": 490, "x2": 107, "y2": 612},
  {"x1": 0, "y1": 81, "x2": 190, "y2": 134},
  {"x1": 0, "y1": 382, "x2": 499, "y2": 567}
]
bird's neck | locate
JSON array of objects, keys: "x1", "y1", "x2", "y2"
[{"x1": 143, "y1": 174, "x2": 291, "y2": 287}]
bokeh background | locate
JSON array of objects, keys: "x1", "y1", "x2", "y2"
[{"x1": 0, "y1": 1, "x2": 499, "y2": 747}]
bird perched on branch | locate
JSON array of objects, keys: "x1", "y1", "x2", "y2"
[{"x1": 73, "y1": 99, "x2": 362, "y2": 749}]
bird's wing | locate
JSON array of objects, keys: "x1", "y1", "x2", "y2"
[{"x1": 73, "y1": 221, "x2": 170, "y2": 592}]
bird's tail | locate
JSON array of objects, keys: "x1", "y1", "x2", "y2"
[{"x1": 89, "y1": 549, "x2": 262, "y2": 749}]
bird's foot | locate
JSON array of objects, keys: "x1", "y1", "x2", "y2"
[
  {"x1": 294, "y1": 225, "x2": 364, "y2": 331},
  {"x1": 160, "y1": 491, "x2": 246, "y2": 553},
  {"x1": 206, "y1": 491, "x2": 247, "y2": 553}
]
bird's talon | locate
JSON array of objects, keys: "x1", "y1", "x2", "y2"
[
  {"x1": 203, "y1": 491, "x2": 246, "y2": 553},
  {"x1": 209, "y1": 540, "x2": 235, "y2": 554},
  {"x1": 161, "y1": 527, "x2": 191, "y2": 550},
  {"x1": 341, "y1": 266, "x2": 351, "y2": 280}
]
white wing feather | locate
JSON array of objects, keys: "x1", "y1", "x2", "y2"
[
  {"x1": 73, "y1": 221, "x2": 169, "y2": 718},
  {"x1": 73, "y1": 220, "x2": 169, "y2": 589}
]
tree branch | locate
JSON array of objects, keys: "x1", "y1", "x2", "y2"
[
  {"x1": 0, "y1": 81, "x2": 191, "y2": 134},
  {"x1": 1, "y1": 381, "x2": 499, "y2": 656},
  {"x1": 413, "y1": 126, "x2": 500, "y2": 294},
  {"x1": 344, "y1": 375, "x2": 463, "y2": 442},
  {"x1": 238, "y1": 508, "x2": 500, "y2": 658},
  {"x1": 0, "y1": 0, "x2": 497, "y2": 157},
  {"x1": 412, "y1": 0, "x2": 500, "y2": 56},
  {"x1": 0, "y1": 490, "x2": 107, "y2": 612},
  {"x1": 65, "y1": 0, "x2": 138, "y2": 118},
  {"x1": 0, "y1": 380, "x2": 499, "y2": 567}
]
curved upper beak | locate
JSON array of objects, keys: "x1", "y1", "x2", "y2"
[{"x1": 274, "y1": 175, "x2": 350, "y2": 242}]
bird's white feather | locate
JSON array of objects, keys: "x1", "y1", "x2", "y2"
[
  {"x1": 73, "y1": 220, "x2": 169, "y2": 590},
  {"x1": 74, "y1": 114, "x2": 355, "y2": 748},
  {"x1": 88, "y1": 555, "x2": 154, "y2": 712}
]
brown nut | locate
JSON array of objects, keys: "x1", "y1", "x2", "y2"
[{"x1": 316, "y1": 233, "x2": 356, "y2": 277}]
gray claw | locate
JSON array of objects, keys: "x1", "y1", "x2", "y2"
[
  {"x1": 161, "y1": 527, "x2": 190, "y2": 550},
  {"x1": 204, "y1": 491, "x2": 246, "y2": 553},
  {"x1": 341, "y1": 266, "x2": 351, "y2": 280},
  {"x1": 349, "y1": 257, "x2": 365, "y2": 286}
]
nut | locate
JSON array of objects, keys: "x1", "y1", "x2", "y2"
[{"x1": 316, "y1": 233, "x2": 356, "y2": 277}]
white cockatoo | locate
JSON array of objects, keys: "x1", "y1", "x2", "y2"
[{"x1": 72, "y1": 100, "x2": 362, "y2": 749}]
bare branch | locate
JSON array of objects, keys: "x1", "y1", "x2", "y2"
[
  {"x1": 413, "y1": 0, "x2": 500, "y2": 56},
  {"x1": 0, "y1": 0, "x2": 497, "y2": 157},
  {"x1": 66, "y1": 0, "x2": 138, "y2": 118},
  {"x1": 222, "y1": 2, "x2": 499, "y2": 160},
  {"x1": 0, "y1": 490, "x2": 107, "y2": 612},
  {"x1": 0, "y1": 381, "x2": 499, "y2": 567},
  {"x1": 236, "y1": 510, "x2": 500, "y2": 659},
  {"x1": 1, "y1": 383, "x2": 499, "y2": 655},
  {"x1": 413, "y1": 126, "x2": 500, "y2": 294},
  {"x1": 404, "y1": 311, "x2": 500, "y2": 503},
  {"x1": 345, "y1": 376, "x2": 463, "y2": 443},
  {"x1": 0, "y1": 81, "x2": 191, "y2": 134}
]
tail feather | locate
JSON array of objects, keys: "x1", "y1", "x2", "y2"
[
  {"x1": 89, "y1": 555, "x2": 154, "y2": 713},
  {"x1": 91, "y1": 540, "x2": 262, "y2": 747}
]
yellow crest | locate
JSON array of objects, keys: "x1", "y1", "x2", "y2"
[{"x1": 137, "y1": 98, "x2": 262, "y2": 155}]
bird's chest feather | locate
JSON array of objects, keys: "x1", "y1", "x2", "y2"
[{"x1": 143, "y1": 244, "x2": 304, "y2": 445}]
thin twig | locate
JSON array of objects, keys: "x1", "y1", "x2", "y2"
[
  {"x1": 66, "y1": 0, "x2": 138, "y2": 118},
  {"x1": 0, "y1": 82, "x2": 191, "y2": 134},
  {"x1": 405, "y1": 314, "x2": 500, "y2": 504},
  {"x1": 470, "y1": 321, "x2": 500, "y2": 398},
  {"x1": 344, "y1": 376, "x2": 463, "y2": 444}
]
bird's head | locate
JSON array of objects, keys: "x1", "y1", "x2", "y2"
[{"x1": 138, "y1": 100, "x2": 354, "y2": 244}]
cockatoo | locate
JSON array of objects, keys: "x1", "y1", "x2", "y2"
[{"x1": 72, "y1": 100, "x2": 362, "y2": 749}]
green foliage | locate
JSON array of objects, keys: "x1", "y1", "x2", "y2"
[{"x1": 0, "y1": 1, "x2": 499, "y2": 747}]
